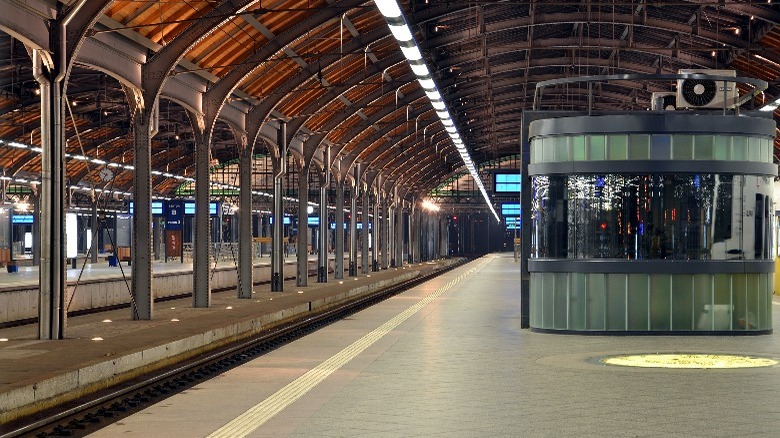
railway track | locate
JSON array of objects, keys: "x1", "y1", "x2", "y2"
[{"x1": 0, "y1": 260, "x2": 464, "y2": 438}]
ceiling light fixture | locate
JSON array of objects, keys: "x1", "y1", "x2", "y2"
[{"x1": 375, "y1": 0, "x2": 498, "y2": 221}]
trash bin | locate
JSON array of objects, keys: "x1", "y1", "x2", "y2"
[
  {"x1": 108, "y1": 255, "x2": 118, "y2": 267},
  {"x1": 7, "y1": 262, "x2": 18, "y2": 273}
]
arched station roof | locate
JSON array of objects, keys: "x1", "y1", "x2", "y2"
[{"x1": 0, "y1": 0, "x2": 778, "y2": 207}]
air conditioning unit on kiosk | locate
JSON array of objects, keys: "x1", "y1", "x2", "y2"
[
  {"x1": 651, "y1": 92, "x2": 677, "y2": 110},
  {"x1": 677, "y1": 69, "x2": 737, "y2": 110}
]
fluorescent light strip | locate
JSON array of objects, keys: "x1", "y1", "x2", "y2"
[
  {"x1": 0, "y1": 139, "x2": 324, "y2": 209},
  {"x1": 375, "y1": 1, "x2": 500, "y2": 222}
]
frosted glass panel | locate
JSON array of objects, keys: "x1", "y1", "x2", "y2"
[
  {"x1": 607, "y1": 135, "x2": 628, "y2": 160},
  {"x1": 671, "y1": 275, "x2": 694, "y2": 330},
  {"x1": 650, "y1": 274, "x2": 671, "y2": 331},
  {"x1": 606, "y1": 274, "x2": 627, "y2": 330},
  {"x1": 553, "y1": 272, "x2": 568, "y2": 329},
  {"x1": 588, "y1": 135, "x2": 606, "y2": 160},
  {"x1": 694, "y1": 135, "x2": 714, "y2": 160},
  {"x1": 571, "y1": 136, "x2": 586, "y2": 161},
  {"x1": 587, "y1": 273, "x2": 606, "y2": 330},
  {"x1": 628, "y1": 134, "x2": 650, "y2": 159},
  {"x1": 570, "y1": 273, "x2": 586, "y2": 330},
  {"x1": 673, "y1": 135, "x2": 693, "y2": 160},
  {"x1": 627, "y1": 274, "x2": 649, "y2": 330}
]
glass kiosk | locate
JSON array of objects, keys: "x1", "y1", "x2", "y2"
[{"x1": 524, "y1": 73, "x2": 776, "y2": 334}]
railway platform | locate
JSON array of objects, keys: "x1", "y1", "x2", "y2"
[
  {"x1": 90, "y1": 254, "x2": 780, "y2": 437},
  {"x1": 0, "y1": 257, "x2": 458, "y2": 427}
]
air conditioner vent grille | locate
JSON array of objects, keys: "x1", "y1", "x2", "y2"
[{"x1": 681, "y1": 79, "x2": 718, "y2": 107}]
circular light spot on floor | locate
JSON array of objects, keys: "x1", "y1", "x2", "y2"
[
  {"x1": 171, "y1": 318, "x2": 180, "y2": 322},
  {"x1": 0, "y1": 338, "x2": 8, "y2": 342},
  {"x1": 91, "y1": 337, "x2": 104, "y2": 341},
  {"x1": 102, "y1": 319, "x2": 112, "y2": 323},
  {"x1": 601, "y1": 354, "x2": 778, "y2": 369},
  {"x1": 338, "y1": 281, "x2": 343, "y2": 284},
  {"x1": 225, "y1": 306, "x2": 233, "y2": 310},
  {"x1": 297, "y1": 291, "x2": 303, "y2": 294},
  {"x1": 367, "y1": 275, "x2": 371, "y2": 278},
  {"x1": 170, "y1": 307, "x2": 176, "y2": 310}
]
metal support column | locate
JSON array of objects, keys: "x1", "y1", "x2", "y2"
[
  {"x1": 361, "y1": 188, "x2": 369, "y2": 274},
  {"x1": 408, "y1": 204, "x2": 415, "y2": 264},
  {"x1": 192, "y1": 113, "x2": 211, "y2": 308},
  {"x1": 388, "y1": 204, "x2": 395, "y2": 267},
  {"x1": 334, "y1": 181, "x2": 344, "y2": 279},
  {"x1": 380, "y1": 199, "x2": 388, "y2": 269},
  {"x1": 348, "y1": 176, "x2": 357, "y2": 276},
  {"x1": 271, "y1": 122, "x2": 286, "y2": 291},
  {"x1": 238, "y1": 141, "x2": 253, "y2": 299},
  {"x1": 440, "y1": 216, "x2": 448, "y2": 258},
  {"x1": 297, "y1": 162, "x2": 309, "y2": 287},
  {"x1": 521, "y1": 114, "x2": 532, "y2": 328},
  {"x1": 396, "y1": 201, "x2": 404, "y2": 267},
  {"x1": 34, "y1": 46, "x2": 67, "y2": 338},
  {"x1": 91, "y1": 201, "x2": 98, "y2": 263},
  {"x1": 318, "y1": 165, "x2": 329, "y2": 282},
  {"x1": 371, "y1": 191, "x2": 379, "y2": 272}
]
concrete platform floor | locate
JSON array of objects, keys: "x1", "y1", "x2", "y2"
[
  {"x1": 89, "y1": 254, "x2": 780, "y2": 437},
  {"x1": 0, "y1": 259, "x2": 451, "y2": 425}
]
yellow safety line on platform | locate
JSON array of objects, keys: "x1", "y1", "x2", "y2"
[{"x1": 208, "y1": 260, "x2": 489, "y2": 437}]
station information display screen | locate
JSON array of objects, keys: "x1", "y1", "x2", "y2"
[
  {"x1": 502, "y1": 203, "x2": 521, "y2": 216},
  {"x1": 494, "y1": 173, "x2": 520, "y2": 193}
]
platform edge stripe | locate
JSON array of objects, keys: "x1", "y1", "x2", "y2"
[{"x1": 206, "y1": 262, "x2": 481, "y2": 438}]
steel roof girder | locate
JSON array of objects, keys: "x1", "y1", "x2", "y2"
[
  {"x1": 333, "y1": 88, "x2": 427, "y2": 182},
  {"x1": 202, "y1": 0, "x2": 365, "y2": 135},
  {"x1": 0, "y1": 0, "x2": 52, "y2": 53}
]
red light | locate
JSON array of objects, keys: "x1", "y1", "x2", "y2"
[
  {"x1": 599, "y1": 222, "x2": 607, "y2": 230},
  {"x1": 453, "y1": 216, "x2": 457, "y2": 220}
]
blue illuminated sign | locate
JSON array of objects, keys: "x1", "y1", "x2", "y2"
[
  {"x1": 182, "y1": 201, "x2": 219, "y2": 216},
  {"x1": 269, "y1": 216, "x2": 291, "y2": 225},
  {"x1": 166, "y1": 201, "x2": 183, "y2": 231},
  {"x1": 495, "y1": 173, "x2": 521, "y2": 193},
  {"x1": 129, "y1": 201, "x2": 164, "y2": 215},
  {"x1": 501, "y1": 203, "x2": 521, "y2": 216},
  {"x1": 12, "y1": 214, "x2": 33, "y2": 224}
]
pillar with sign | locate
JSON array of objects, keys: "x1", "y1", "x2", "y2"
[{"x1": 165, "y1": 201, "x2": 183, "y2": 262}]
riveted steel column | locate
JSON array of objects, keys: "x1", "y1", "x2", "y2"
[
  {"x1": 297, "y1": 162, "x2": 309, "y2": 287},
  {"x1": 380, "y1": 198, "x2": 388, "y2": 269},
  {"x1": 272, "y1": 122, "x2": 286, "y2": 292},
  {"x1": 440, "y1": 216, "x2": 448, "y2": 257},
  {"x1": 349, "y1": 173, "x2": 357, "y2": 276},
  {"x1": 318, "y1": 166, "x2": 329, "y2": 283},
  {"x1": 388, "y1": 204, "x2": 395, "y2": 267},
  {"x1": 192, "y1": 114, "x2": 211, "y2": 308},
  {"x1": 396, "y1": 201, "x2": 404, "y2": 267},
  {"x1": 334, "y1": 181, "x2": 344, "y2": 279},
  {"x1": 361, "y1": 187, "x2": 370, "y2": 274},
  {"x1": 35, "y1": 47, "x2": 67, "y2": 338},
  {"x1": 371, "y1": 190, "x2": 379, "y2": 272},
  {"x1": 91, "y1": 201, "x2": 98, "y2": 263},
  {"x1": 238, "y1": 141, "x2": 253, "y2": 299},
  {"x1": 407, "y1": 204, "x2": 415, "y2": 264}
]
